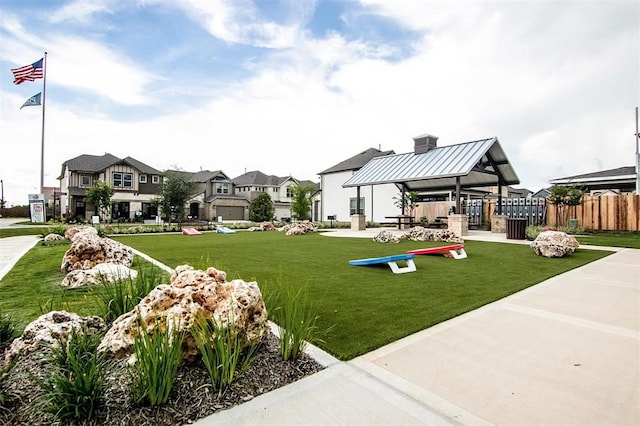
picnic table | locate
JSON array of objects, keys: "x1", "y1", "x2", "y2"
[{"x1": 384, "y1": 215, "x2": 415, "y2": 229}]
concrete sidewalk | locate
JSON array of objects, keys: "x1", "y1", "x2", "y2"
[{"x1": 1, "y1": 230, "x2": 638, "y2": 425}]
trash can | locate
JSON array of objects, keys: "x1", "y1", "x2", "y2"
[{"x1": 506, "y1": 217, "x2": 527, "y2": 240}]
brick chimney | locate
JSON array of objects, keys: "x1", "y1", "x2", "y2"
[{"x1": 413, "y1": 134, "x2": 438, "y2": 154}]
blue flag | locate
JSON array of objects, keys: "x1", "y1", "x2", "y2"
[{"x1": 20, "y1": 92, "x2": 42, "y2": 109}]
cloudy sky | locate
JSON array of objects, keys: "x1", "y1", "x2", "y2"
[{"x1": 0, "y1": 0, "x2": 638, "y2": 206}]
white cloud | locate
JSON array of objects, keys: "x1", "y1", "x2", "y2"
[
  {"x1": 1, "y1": 0, "x2": 638, "y2": 206},
  {"x1": 46, "y1": 35, "x2": 159, "y2": 105},
  {"x1": 174, "y1": 0, "x2": 313, "y2": 48},
  {"x1": 49, "y1": 0, "x2": 119, "y2": 24}
]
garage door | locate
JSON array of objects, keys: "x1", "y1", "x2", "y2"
[{"x1": 217, "y1": 206, "x2": 244, "y2": 221}]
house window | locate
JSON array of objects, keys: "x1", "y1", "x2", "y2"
[
  {"x1": 139, "y1": 174, "x2": 147, "y2": 183},
  {"x1": 215, "y1": 183, "x2": 230, "y2": 194},
  {"x1": 113, "y1": 172, "x2": 133, "y2": 188},
  {"x1": 286, "y1": 187, "x2": 293, "y2": 197},
  {"x1": 152, "y1": 175, "x2": 160, "y2": 184},
  {"x1": 274, "y1": 187, "x2": 279, "y2": 193},
  {"x1": 80, "y1": 175, "x2": 91, "y2": 187},
  {"x1": 349, "y1": 197, "x2": 365, "y2": 215}
]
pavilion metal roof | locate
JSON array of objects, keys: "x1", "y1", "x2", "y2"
[{"x1": 342, "y1": 137, "x2": 519, "y2": 191}]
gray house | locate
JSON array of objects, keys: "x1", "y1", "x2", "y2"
[
  {"x1": 58, "y1": 153, "x2": 163, "y2": 220},
  {"x1": 549, "y1": 166, "x2": 637, "y2": 194},
  {"x1": 167, "y1": 169, "x2": 250, "y2": 221}
]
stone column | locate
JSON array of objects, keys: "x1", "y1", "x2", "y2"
[
  {"x1": 351, "y1": 214, "x2": 366, "y2": 231},
  {"x1": 491, "y1": 215, "x2": 507, "y2": 233},
  {"x1": 448, "y1": 214, "x2": 468, "y2": 236}
]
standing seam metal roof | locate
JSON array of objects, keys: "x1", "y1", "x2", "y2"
[{"x1": 342, "y1": 137, "x2": 519, "y2": 190}]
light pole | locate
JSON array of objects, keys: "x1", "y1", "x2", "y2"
[{"x1": 0, "y1": 179, "x2": 4, "y2": 217}]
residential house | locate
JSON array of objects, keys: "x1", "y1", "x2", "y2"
[
  {"x1": 171, "y1": 170, "x2": 250, "y2": 221},
  {"x1": 549, "y1": 166, "x2": 637, "y2": 195},
  {"x1": 233, "y1": 171, "x2": 319, "y2": 221},
  {"x1": 318, "y1": 147, "x2": 397, "y2": 223},
  {"x1": 58, "y1": 153, "x2": 163, "y2": 221}
]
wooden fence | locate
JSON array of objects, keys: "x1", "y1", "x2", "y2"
[{"x1": 546, "y1": 194, "x2": 639, "y2": 231}]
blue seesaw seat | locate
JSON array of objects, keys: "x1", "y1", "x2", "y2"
[
  {"x1": 216, "y1": 226, "x2": 236, "y2": 234},
  {"x1": 349, "y1": 253, "x2": 417, "y2": 274}
]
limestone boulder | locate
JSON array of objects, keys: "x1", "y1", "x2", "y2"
[
  {"x1": 61, "y1": 263, "x2": 139, "y2": 288},
  {"x1": 280, "y1": 221, "x2": 317, "y2": 236},
  {"x1": 5, "y1": 311, "x2": 105, "y2": 363},
  {"x1": 373, "y1": 230, "x2": 400, "y2": 243},
  {"x1": 44, "y1": 233, "x2": 66, "y2": 243},
  {"x1": 64, "y1": 225, "x2": 97, "y2": 240},
  {"x1": 401, "y1": 226, "x2": 462, "y2": 243},
  {"x1": 61, "y1": 227, "x2": 133, "y2": 273},
  {"x1": 531, "y1": 230, "x2": 579, "y2": 258},
  {"x1": 98, "y1": 264, "x2": 268, "y2": 361},
  {"x1": 248, "y1": 222, "x2": 277, "y2": 232}
]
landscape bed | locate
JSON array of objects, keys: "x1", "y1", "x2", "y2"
[{"x1": 0, "y1": 229, "x2": 615, "y2": 424}]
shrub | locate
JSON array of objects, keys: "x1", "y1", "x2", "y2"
[
  {"x1": 129, "y1": 317, "x2": 185, "y2": 406},
  {"x1": 0, "y1": 309, "x2": 17, "y2": 351},
  {"x1": 43, "y1": 224, "x2": 68, "y2": 237},
  {"x1": 525, "y1": 225, "x2": 542, "y2": 240},
  {"x1": 36, "y1": 327, "x2": 106, "y2": 424},
  {"x1": 92, "y1": 265, "x2": 167, "y2": 323},
  {"x1": 0, "y1": 358, "x2": 16, "y2": 406},
  {"x1": 191, "y1": 312, "x2": 260, "y2": 395},
  {"x1": 267, "y1": 282, "x2": 331, "y2": 361}
]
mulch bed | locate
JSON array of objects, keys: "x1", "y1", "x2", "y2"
[{"x1": 0, "y1": 332, "x2": 324, "y2": 425}]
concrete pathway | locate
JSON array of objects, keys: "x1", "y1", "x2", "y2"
[{"x1": 1, "y1": 227, "x2": 638, "y2": 425}]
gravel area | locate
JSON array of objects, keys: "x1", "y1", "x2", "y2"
[{"x1": 0, "y1": 332, "x2": 324, "y2": 425}]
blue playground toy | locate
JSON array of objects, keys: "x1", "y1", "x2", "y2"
[{"x1": 349, "y1": 253, "x2": 417, "y2": 274}]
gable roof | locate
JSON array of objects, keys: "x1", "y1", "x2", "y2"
[
  {"x1": 342, "y1": 137, "x2": 519, "y2": 191},
  {"x1": 550, "y1": 166, "x2": 636, "y2": 183},
  {"x1": 59, "y1": 153, "x2": 161, "y2": 179},
  {"x1": 233, "y1": 170, "x2": 287, "y2": 186},
  {"x1": 319, "y1": 148, "x2": 395, "y2": 175}
]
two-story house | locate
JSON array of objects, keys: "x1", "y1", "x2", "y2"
[
  {"x1": 58, "y1": 153, "x2": 163, "y2": 221},
  {"x1": 233, "y1": 171, "x2": 318, "y2": 221},
  {"x1": 318, "y1": 148, "x2": 398, "y2": 223},
  {"x1": 171, "y1": 170, "x2": 250, "y2": 221}
]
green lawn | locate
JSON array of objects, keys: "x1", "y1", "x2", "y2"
[
  {"x1": 0, "y1": 231, "x2": 614, "y2": 360},
  {"x1": 112, "y1": 232, "x2": 611, "y2": 359},
  {"x1": 576, "y1": 231, "x2": 640, "y2": 249}
]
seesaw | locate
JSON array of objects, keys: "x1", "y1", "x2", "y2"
[
  {"x1": 182, "y1": 227, "x2": 202, "y2": 236},
  {"x1": 407, "y1": 243, "x2": 467, "y2": 259},
  {"x1": 348, "y1": 253, "x2": 417, "y2": 274},
  {"x1": 216, "y1": 226, "x2": 236, "y2": 234}
]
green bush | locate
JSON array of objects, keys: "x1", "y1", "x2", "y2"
[
  {"x1": 92, "y1": 265, "x2": 167, "y2": 323},
  {"x1": 191, "y1": 312, "x2": 260, "y2": 395},
  {"x1": 267, "y1": 283, "x2": 331, "y2": 361},
  {"x1": 0, "y1": 309, "x2": 17, "y2": 351},
  {"x1": 36, "y1": 327, "x2": 106, "y2": 424},
  {"x1": 0, "y1": 358, "x2": 16, "y2": 406},
  {"x1": 129, "y1": 318, "x2": 185, "y2": 406},
  {"x1": 43, "y1": 224, "x2": 68, "y2": 237}
]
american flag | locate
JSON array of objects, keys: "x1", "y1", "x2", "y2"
[{"x1": 11, "y1": 58, "x2": 44, "y2": 85}]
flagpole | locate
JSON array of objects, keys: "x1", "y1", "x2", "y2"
[{"x1": 40, "y1": 52, "x2": 47, "y2": 194}]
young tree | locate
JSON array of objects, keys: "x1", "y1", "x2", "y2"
[
  {"x1": 155, "y1": 170, "x2": 197, "y2": 226},
  {"x1": 250, "y1": 193, "x2": 275, "y2": 222},
  {"x1": 548, "y1": 184, "x2": 584, "y2": 226},
  {"x1": 85, "y1": 180, "x2": 114, "y2": 221},
  {"x1": 393, "y1": 191, "x2": 420, "y2": 217},
  {"x1": 291, "y1": 183, "x2": 315, "y2": 221}
]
